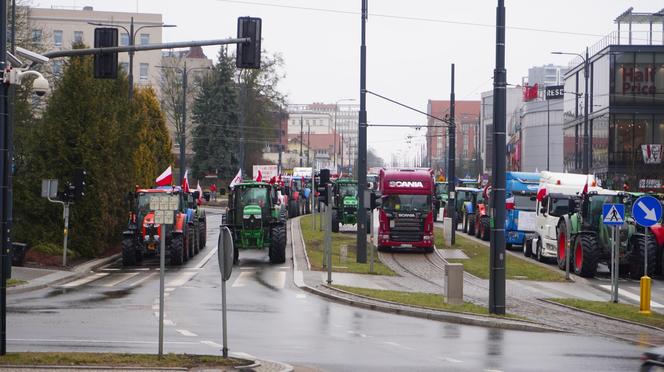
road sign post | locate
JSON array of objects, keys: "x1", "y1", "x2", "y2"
[
  {"x1": 150, "y1": 194, "x2": 178, "y2": 358},
  {"x1": 217, "y1": 226, "x2": 233, "y2": 358},
  {"x1": 603, "y1": 203, "x2": 625, "y2": 303},
  {"x1": 631, "y1": 196, "x2": 662, "y2": 315},
  {"x1": 325, "y1": 184, "x2": 332, "y2": 285}
]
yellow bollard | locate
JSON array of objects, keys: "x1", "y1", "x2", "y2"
[{"x1": 640, "y1": 275, "x2": 652, "y2": 315}]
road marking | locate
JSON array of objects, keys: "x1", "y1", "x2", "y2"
[
  {"x1": 232, "y1": 271, "x2": 254, "y2": 287},
  {"x1": 9, "y1": 338, "x2": 198, "y2": 345},
  {"x1": 279, "y1": 266, "x2": 289, "y2": 269},
  {"x1": 60, "y1": 273, "x2": 109, "y2": 288},
  {"x1": 195, "y1": 245, "x2": 218, "y2": 269},
  {"x1": 382, "y1": 341, "x2": 414, "y2": 351},
  {"x1": 296, "y1": 293, "x2": 307, "y2": 299},
  {"x1": 266, "y1": 271, "x2": 286, "y2": 289},
  {"x1": 152, "y1": 304, "x2": 159, "y2": 310},
  {"x1": 126, "y1": 272, "x2": 157, "y2": 288},
  {"x1": 165, "y1": 287, "x2": 175, "y2": 292},
  {"x1": 201, "y1": 340, "x2": 223, "y2": 348},
  {"x1": 485, "y1": 369, "x2": 503, "y2": 372},
  {"x1": 347, "y1": 331, "x2": 368, "y2": 338},
  {"x1": 176, "y1": 329, "x2": 197, "y2": 337},
  {"x1": 240, "y1": 267, "x2": 256, "y2": 270},
  {"x1": 600, "y1": 285, "x2": 664, "y2": 308},
  {"x1": 101, "y1": 272, "x2": 140, "y2": 287},
  {"x1": 101, "y1": 268, "x2": 120, "y2": 271},
  {"x1": 163, "y1": 319, "x2": 175, "y2": 326},
  {"x1": 167, "y1": 271, "x2": 197, "y2": 287},
  {"x1": 436, "y1": 356, "x2": 463, "y2": 363}
]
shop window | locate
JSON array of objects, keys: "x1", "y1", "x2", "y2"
[
  {"x1": 655, "y1": 115, "x2": 664, "y2": 146},
  {"x1": 53, "y1": 30, "x2": 62, "y2": 46},
  {"x1": 610, "y1": 114, "x2": 634, "y2": 166}
]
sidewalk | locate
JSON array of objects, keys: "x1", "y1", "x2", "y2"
[{"x1": 290, "y1": 216, "x2": 664, "y2": 344}]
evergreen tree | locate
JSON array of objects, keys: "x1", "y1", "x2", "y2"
[{"x1": 190, "y1": 50, "x2": 240, "y2": 180}]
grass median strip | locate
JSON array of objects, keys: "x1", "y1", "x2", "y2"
[
  {"x1": 435, "y1": 227, "x2": 566, "y2": 282},
  {"x1": 333, "y1": 284, "x2": 489, "y2": 315},
  {"x1": 548, "y1": 298, "x2": 664, "y2": 329},
  {"x1": 7, "y1": 279, "x2": 26, "y2": 287},
  {"x1": 300, "y1": 218, "x2": 395, "y2": 276},
  {"x1": 0, "y1": 352, "x2": 245, "y2": 367}
]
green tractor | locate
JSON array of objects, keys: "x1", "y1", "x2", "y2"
[
  {"x1": 434, "y1": 181, "x2": 448, "y2": 221},
  {"x1": 223, "y1": 181, "x2": 287, "y2": 264},
  {"x1": 331, "y1": 178, "x2": 359, "y2": 233},
  {"x1": 557, "y1": 190, "x2": 657, "y2": 279}
]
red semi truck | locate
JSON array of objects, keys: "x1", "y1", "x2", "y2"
[{"x1": 377, "y1": 168, "x2": 435, "y2": 252}]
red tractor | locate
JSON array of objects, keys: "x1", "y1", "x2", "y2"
[{"x1": 122, "y1": 187, "x2": 193, "y2": 266}]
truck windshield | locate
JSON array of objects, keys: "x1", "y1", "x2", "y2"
[
  {"x1": 339, "y1": 183, "x2": 357, "y2": 197},
  {"x1": 138, "y1": 193, "x2": 162, "y2": 215},
  {"x1": 549, "y1": 198, "x2": 571, "y2": 217},
  {"x1": 435, "y1": 183, "x2": 448, "y2": 195},
  {"x1": 240, "y1": 187, "x2": 268, "y2": 208},
  {"x1": 383, "y1": 194, "x2": 431, "y2": 212},
  {"x1": 513, "y1": 194, "x2": 536, "y2": 211}
]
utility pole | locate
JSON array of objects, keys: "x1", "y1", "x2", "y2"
[
  {"x1": 278, "y1": 117, "x2": 283, "y2": 175},
  {"x1": 490, "y1": 0, "x2": 507, "y2": 315},
  {"x1": 582, "y1": 46, "x2": 589, "y2": 174},
  {"x1": 299, "y1": 116, "x2": 303, "y2": 167},
  {"x1": 0, "y1": 0, "x2": 8, "y2": 355},
  {"x1": 180, "y1": 61, "x2": 187, "y2": 184},
  {"x1": 448, "y1": 63, "x2": 456, "y2": 246},
  {"x1": 356, "y1": 0, "x2": 368, "y2": 263},
  {"x1": 340, "y1": 134, "x2": 344, "y2": 172}
]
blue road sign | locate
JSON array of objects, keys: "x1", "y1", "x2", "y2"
[
  {"x1": 603, "y1": 204, "x2": 625, "y2": 226},
  {"x1": 632, "y1": 195, "x2": 663, "y2": 227}
]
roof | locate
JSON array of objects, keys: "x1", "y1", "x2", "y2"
[
  {"x1": 614, "y1": 7, "x2": 664, "y2": 24},
  {"x1": 287, "y1": 133, "x2": 341, "y2": 152}
]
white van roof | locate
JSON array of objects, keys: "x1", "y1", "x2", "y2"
[{"x1": 539, "y1": 171, "x2": 596, "y2": 187}]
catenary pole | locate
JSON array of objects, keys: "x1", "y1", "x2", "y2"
[
  {"x1": 448, "y1": 63, "x2": 456, "y2": 246},
  {"x1": 582, "y1": 46, "x2": 589, "y2": 174},
  {"x1": 357, "y1": 0, "x2": 368, "y2": 263},
  {"x1": 180, "y1": 61, "x2": 187, "y2": 184},
  {"x1": 490, "y1": 0, "x2": 507, "y2": 315},
  {"x1": 0, "y1": 0, "x2": 9, "y2": 355}
]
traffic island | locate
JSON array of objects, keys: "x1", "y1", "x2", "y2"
[
  {"x1": 545, "y1": 298, "x2": 664, "y2": 330},
  {"x1": 299, "y1": 218, "x2": 395, "y2": 275},
  {"x1": 435, "y1": 227, "x2": 566, "y2": 282},
  {"x1": 0, "y1": 352, "x2": 252, "y2": 370}
]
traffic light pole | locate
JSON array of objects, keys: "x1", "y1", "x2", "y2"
[
  {"x1": 356, "y1": 0, "x2": 368, "y2": 263},
  {"x1": 0, "y1": 0, "x2": 8, "y2": 355},
  {"x1": 448, "y1": 63, "x2": 456, "y2": 246}
]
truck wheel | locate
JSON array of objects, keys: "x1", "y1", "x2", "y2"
[
  {"x1": 557, "y1": 221, "x2": 568, "y2": 270},
  {"x1": 122, "y1": 237, "x2": 136, "y2": 266},
  {"x1": 170, "y1": 235, "x2": 184, "y2": 266},
  {"x1": 468, "y1": 215, "x2": 476, "y2": 236},
  {"x1": 629, "y1": 236, "x2": 657, "y2": 279},
  {"x1": 536, "y1": 239, "x2": 544, "y2": 262},
  {"x1": 480, "y1": 217, "x2": 490, "y2": 241},
  {"x1": 523, "y1": 239, "x2": 532, "y2": 258},
  {"x1": 573, "y1": 234, "x2": 599, "y2": 278},
  {"x1": 332, "y1": 211, "x2": 339, "y2": 233},
  {"x1": 269, "y1": 224, "x2": 287, "y2": 264}
]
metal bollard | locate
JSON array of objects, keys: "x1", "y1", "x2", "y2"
[
  {"x1": 445, "y1": 263, "x2": 464, "y2": 305},
  {"x1": 640, "y1": 275, "x2": 652, "y2": 315},
  {"x1": 442, "y1": 217, "x2": 452, "y2": 247}
]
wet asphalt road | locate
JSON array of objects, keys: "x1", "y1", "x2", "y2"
[{"x1": 6, "y1": 210, "x2": 651, "y2": 371}]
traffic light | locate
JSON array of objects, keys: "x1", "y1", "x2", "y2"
[
  {"x1": 94, "y1": 27, "x2": 118, "y2": 79},
  {"x1": 236, "y1": 17, "x2": 262, "y2": 69},
  {"x1": 72, "y1": 169, "x2": 87, "y2": 200},
  {"x1": 317, "y1": 169, "x2": 331, "y2": 205},
  {"x1": 370, "y1": 190, "x2": 383, "y2": 210}
]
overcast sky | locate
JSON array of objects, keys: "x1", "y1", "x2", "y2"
[{"x1": 37, "y1": 0, "x2": 664, "y2": 162}]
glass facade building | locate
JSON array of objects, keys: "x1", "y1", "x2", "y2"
[{"x1": 563, "y1": 45, "x2": 664, "y2": 191}]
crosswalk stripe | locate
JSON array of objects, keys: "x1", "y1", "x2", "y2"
[
  {"x1": 231, "y1": 271, "x2": 253, "y2": 287},
  {"x1": 176, "y1": 329, "x2": 197, "y2": 337},
  {"x1": 101, "y1": 272, "x2": 140, "y2": 287},
  {"x1": 599, "y1": 285, "x2": 664, "y2": 308},
  {"x1": 60, "y1": 273, "x2": 109, "y2": 288}
]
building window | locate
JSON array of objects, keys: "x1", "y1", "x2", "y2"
[
  {"x1": 120, "y1": 33, "x2": 129, "y2": 46},
  {"x1": 51, "y1": 60, "x2": 62, "y2": 75},
  {"x1": 139, "y1": 63, "x2": 149, "y2": 82},
  {"x1": 120, "y1": 62, "x2": 129, "y2": 72},
  {"x1": 31, "y1": 29, "x2": 42, "y2": 43},
  {"x1": 73, "y1": 31, "x2": 83, "y2": 43},
  {"x1": 53, "y1": 30, "x2": 63, "y2": 46},
  {"x1": 140, "y1": 33, "x2": 150, "y2": 45}
]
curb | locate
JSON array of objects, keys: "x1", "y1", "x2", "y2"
[
  {"x1": 290, "y1": 218, "x2": 562, "y2": 333},
  {"x1": 8, "y1": 253, "x2": 121, "y2": 294}
]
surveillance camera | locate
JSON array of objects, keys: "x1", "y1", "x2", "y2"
[
  {"x1": 32, "y1": 76, "x2": 49, "y2": 96},
  {"x1": 15, "y1": 46, "x2": 49, "y2": 64}
]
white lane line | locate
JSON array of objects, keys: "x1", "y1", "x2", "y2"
[
  {"x1": 9, "y1": 338, "x2": 198, "y2": 345},
  {"x1": 347, "y1": 331, "x2": 368, "y2": 338},
  {"x1": 267, "y1": 271, "x2": 286, "y2": 289},
  {"x1": 296, "y1": 293, "x2": 307, "y2": 299},
  {"x1": 231, "y1": 271, "x2": 254, "y2": 287},
  {"x1": 436, "y1": 356, "x2": 464, "y2": 363},
  {"x1": 599, "y1": 285, "x2": 664, "y2": 308},
  {"x1": 60, "y1": 273, "x2": 109, "y2": 288},
  {"x1": 101, "y1": 268, "x2": 120, "y2": 271},
  {"x1": 152, "y1": 304, "x2": 159, "y2": 310},
  {"x1": 485, "y1": 369, "x2": 503, "y2": 372},
  {"x1": 163, "y1": 319, "x2": 175, "y2": 326},
  {"x1": 133, "y1": 268, "x2": 151, "y2": 271},
  {"x1": 240, "y1": 267, "x2": 256, "y2": 270},
  {"x1": 101, "y1": 272, "x2": 140, "y2": 287},
  {"x1": 195, "y1": 245, "x2": 219, "y2": 269},
  {"x1": 165, "y1": 287, "x2": 175, "y2": 292},
  {"x1": 201, "y1": 340, "x2": 223, "y2": 348},
  {"x1": 279, "y1": 266, "x2": 289, "y2": 269},
  {"x1": 382, "y1": 341, "x2": 415, "y2": 351},
  {"x1": 167, "y1": 271, "x2": 197, "y2": 287},
  {"x1": 127, "y1": 272, "x2": 157, "y2": 288},
  {"x1": 177, "y1": 329, "x2": 198, "y2": 337}
]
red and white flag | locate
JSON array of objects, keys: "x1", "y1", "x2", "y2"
[
  {"x1": 581, "y1": 175, "x2": 589, "y2": 196},
  {"x1": 506, "y1": 195, "x2": 515, "y2": 209},
  {"x1": 182, "y1": 170, "x2": 190, "y2": 193},
  {"x1": 256, "y1": 169, "x2": 263, "y2": 182},
  {"x1": 155, "y1": 166, "x2": 173, "y2": 187},
  {"x1": 229, "y1": 169, "x2": 242, "y2": 189},
  {"x1": 196, "y1": 181, "x2": 203, "y2": 204},
  {"x1": 536, "y1": 186, "x2": 547, "y2": 202}
]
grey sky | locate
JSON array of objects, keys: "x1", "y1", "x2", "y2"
[{"x1": 37, "y1": 0, "x2": 664, "y2": 162}]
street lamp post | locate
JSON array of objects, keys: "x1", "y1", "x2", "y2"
[
  {"x1": 88, "y1": 18, "x2": 176, "y2": 100},
  {"x1": 552, "y1": 47, "x2": 590, "y2": 174},
  {"x1": 333, "y1": 98, "x2": 355, "y2": 173}
]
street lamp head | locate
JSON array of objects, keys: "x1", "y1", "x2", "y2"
[{"x1": 550, "y1": 51, "x2": 563, "y2": 55}]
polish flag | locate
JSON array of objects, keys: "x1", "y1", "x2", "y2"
[
  {"x1": 196, "y1": 181, "x2": 203, "y2": 205},
  {"x1": 506, "y1": 195, "x2": 515, "y2": 209},
  {"x1": 229, "y1": 169, "x2": 242, "y2": 189},
  {"x1": 155, "y1": 166, "x2": 173, "y2": 187},
  {"x1": 256, "y1": 169, "x2": 263, "y2": 182},
  {"x1": 536, "y1": 186, "x2": 547, "y2": 201},
  {"x1": 581, "y1": 176, "x2": 589, "y2": 196},
  {"x1": 182, "y1": 170, "x2": 190, "y2": 193}
]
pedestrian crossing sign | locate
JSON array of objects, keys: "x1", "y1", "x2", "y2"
[{"x1": 602, "y1": 203, "x2": 625, "y2": 226}]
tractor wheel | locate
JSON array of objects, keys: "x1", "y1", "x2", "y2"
[
  {"x1": 169, "y1": 234, "x2": 184, "y2": 266},
  {"x1": 331, "y1": 212, "x2": 339, "y2": 233},
  {"x1": 468, "y1": 216, "x2": 476, "y2": 236},
  {"x1": 523, "y1": 239, "x2": 532, "y2": 258},
  {"x1": 269, "y1": 224, "x2": 287, "y2": 264},
  {"x1": 289, "y1": 200, "x2": 298, "y2": 218},
  {"x1": 122, "y1": 237, "x2": 137, "y2": 266},
  {"x1": 629, "y1": 236, "x2": 657, "y2": 279},
  {"x1": 480, "y1": 217, "x2": 490, "y2": 241},
  {"x1": 188, "y1": 224, "x2": 196, "y2": 257},
  {"x1": 462, "y1": 214, "x2": 468, "y2": 233},
  {"x1": 199, "y1": 219, "x2": 207, "y2": 250},
  {"x1": 557, "y1": 220, "x2": 569, "y2": 270},
  {"x1": 573, "y1": 234, "x2": 599, "y2": 278}
]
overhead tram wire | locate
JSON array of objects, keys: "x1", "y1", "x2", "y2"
[{"x1": 215, "y1": 0, "x2": 605, "y2": 38}]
